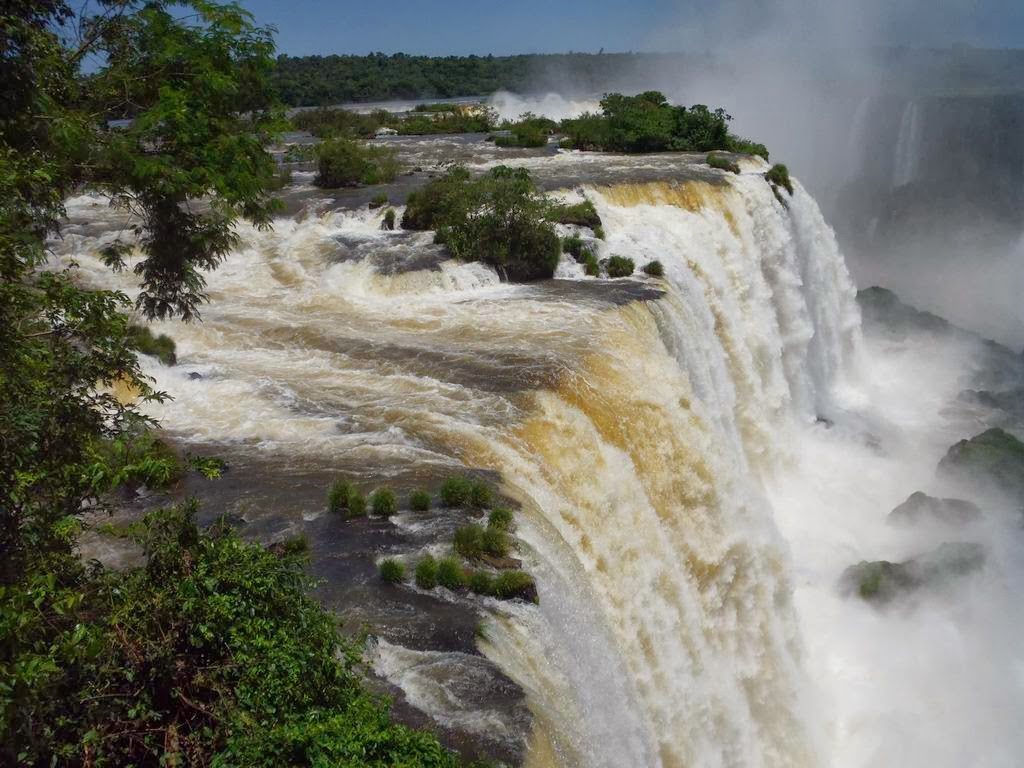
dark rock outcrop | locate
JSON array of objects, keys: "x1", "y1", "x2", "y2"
[
  {"x1": 888, "y1": 491, "x2": 981, "y2": 526},
  {"x1": 840, "y1": 542, "x2": 986, "y2": 604},
  {"x1": 938, "y1": 427, "x2": 1024, "y2": 501}
]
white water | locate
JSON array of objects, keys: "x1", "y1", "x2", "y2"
[
  {"x1": 892, "y1": 101, "x2": 922, "y2": 188},
  {"x1": 58, "y1": 156, "x2": 1024, "y2": 767}
]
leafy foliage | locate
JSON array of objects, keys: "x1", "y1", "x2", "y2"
[
  {"x1": 403, "y1": 166, "x2": 560, "y2": 281},
  {"x1": 766, "y1": 163, "x2": 794, "y2": 195},
  {"x1": 409, "y1": 489, "x2": 431, "y2": 512},
  {"x1": 370, "y1": 488, "x2": 398, "y2": 517},
  {"x1": 642, "y1": 260, "x2": 665, "y2": 277},
  {"x1": 127, "y1": 323, "x2": 177, "y2": 365},
  {"x1": 560, "y1": 92, "x2": 770, "y2": 159},
  {"x1": 438, "y1": 475, "x2": 474, "y2": 507},
  {"x1": 414, "y1": 555, "x2": 438, "y2": 590},
  {"x1": 493, "y1": 113, "x2": 555, "y2": 148},
  {"x1": 1, "y1": 504, "x2": 456, "y2": 766},
  {"x1": 605, "y1": 255, "x2": 635, "y2": 278},
  {"x1": 379, "y1": 557, "x2": 406, "y2": 583},
  {"x1": 436, "y1": 557, "x2": 466, "y2": 590},
  {"x1": 549, "y1": 198, "x2": 602, "y2": 229},
  {"x1": 707, "y1": 153, "x2": 741, "y2": 174},
  {"x1": 315, "y1": 136, "x2": 399, "y2": 188}
]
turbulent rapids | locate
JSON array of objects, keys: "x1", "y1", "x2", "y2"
[{"x1": 58, "y1": 137, "x2": 1024, "y2": 768}]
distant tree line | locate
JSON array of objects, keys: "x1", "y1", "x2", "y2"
[
  {"x1": 273, "y1": 49, "x2": 1024, "y2": 108},
  {"x1": 272, "y1": 51, "x2": 708, "y2": 106}
]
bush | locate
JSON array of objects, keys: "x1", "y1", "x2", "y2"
[
  {"x1": 605, "y1": 255, "x2": 635, "y2": 278},
  {"x1": 127, "y1": 324, "x2": 176, "y2": 366},
  {"x1": 4, "y1": 504, "x2": 459, "y2": 767},
  {"x1": 549, "y1": 199, "x2": 602, "y2": 229},
  {"x1": 583, "y1": 251, "x2": 600, "y2": 277},
  {"x1": 381, "y1": 208, "x2": 396, "y2": 231},
  {"x1": 371, "y1": 488, "x2": 398, "y2": 517},
  {"x1": 453, "y1": 524, "x2": 485, "y2": 560},
  {"x1": 562, "y1": 233, "x2": 586, "y2": 259},
  {"x1": 468, "y1": 479, "x2": 493, "y2": 510},
  {"x1": 85, "y1": 429, "x2": 184, "y2": 492},
  {"x1": 492, "y1": 571, "x2": 537, "y2": 602},
  {"x1": 707, "y1": 153, "x2": 740, "y2": 174},
  {"x1": 379, "y1": 558, "x2": 406, "y2": 583},
  {"x1": 328, "y1": 479, "x2": 365, "y2": 517},
  {"x1": 766, "y1": 164, "x2": 793, "y2": 195},
  {"x1": 415, "y1": 555, "x2": 438, "y2": 589},
  {"x1": 488, "y1": 507, "x2": 514, "y2": 531},
  {"x1": 494, "y1": 112, "x2": 556, "y2": 148},
  {"x1": 642, "y1": 260, "x2": 665, "y2": 277},
  {"x1": 369, "y1": 192, "x2": 389, "y2": 209},
  {"x1": 403, "y1": 166, "x2": 561, "y2": 282},
  {"x1": 440, "y1": 476, "x2": 473, "y2": 507},
  {"x1": 481, "y1": 526, "x2": 510, "y2": 557},
  {"x1": 436, "y1": 556, "x2": 466, "y2": 589},
  {"x1": 466, "y1": 570, "x2": 494, "y2": 596},
  {"x1": 409, "y1": 489, "x2": 431, "y2": 512},
  {"x1": 314, "y1": 136, "x2": 399, "y2": 188},
  {"x1": 557, "y1": 91, "x2": 771, "y2": 159}
]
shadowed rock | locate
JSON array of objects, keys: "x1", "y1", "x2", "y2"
[
  {"x1": 841, "y1": 542, "x2": 986, "y2": 604},
  {"x1": 888, "y1": 491, "x2": 981, "y2": 526},
  {"x1": 939, "y1": 427, "x2": 1024, "y2": 501}
]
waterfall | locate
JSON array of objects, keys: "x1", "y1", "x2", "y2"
[
  {"x1": 892, "y1": 101, "x2": 922, "y2": 188},
  {"x1": 59, "y1": 165, "x2": 863, "y2": 768},
  {"x1": 467, "y1": 176, "x2": 861, "y2": 767}
]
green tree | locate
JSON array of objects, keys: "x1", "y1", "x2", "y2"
[{"x1": 0, "y1": 3, "x2": 460, "y2": 765}]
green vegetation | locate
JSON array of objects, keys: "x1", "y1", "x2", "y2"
[
  {"x1": 328, "y1": 479, "x2": 366, "y2": 517},
  {"x1": 292, "y1": 107, "x2": 393, "y2": 138},
  {"x1": 415, "y1": 555, "x2": 439, "y2": 589},
  {"x1": 488, "y1": 507, "x2": 515, "y2": 531},
  {"x1": 5, "y1": 503, "x2": 459, "y2": 766},
  {"x1": 481, "y1": 526, "x2": 511, "y2": 557},
  {"x1": 468, "y1": 479, "x2": 493, "y2": 510},
  {"x1": 291, "y1": 105, "x2": 495, "y2": 138},
  {"x1": 410, "y1": 489, "x2": 432, "y2": 511},
  {"x1": 437, "y1": 556, "x2": 466, "y2": 589},
  {"x1": 766, "y1": 163, "x2": 794, "y2": 196},
  {"x1": 453, "y1": 524, "x2": 486, "y2": 560},
  {"x1": 370, "y1": 192, "x2": 390, "y2": 209},
  {"x1": 315, "y1": 136, "x2": 400, "y2": 188},
  {"x1": 707, "y1": 153, "x2": 741, "y2": 174},
  {"x1": 493, "y1": 113, "x2": 556, "y2": 148},
  {"x1": 0, "y1": 3, "x2": 461, "y2": 764},
  {"x1": 549, "y1": 198, "x2": 602, "y2": 229},
  {"x1": 382, "y1": 208, "x2": 397, "y2": 231},
  {"x1": 466, "y1": 570, "x2": 495, "y2": 596},
  {"x1": 379, "y1": 557, "x2": 406, "y2": 583},
  {"x1": 560, "y1": 92, "x2": 769, "y2": 159},
  {"x1": 642, "y1": 260, "x2": 665, "y2": 277},
  {"x1": 403, "y1": 166, "x2": 561, "y2": 281},
  {"x1": 606, "y1": 255, "x2": 636, "y2": 278},
  {"x1": 492, "y1": 571, "x2": 538, "y2": 602},
  {"x1": 128, "y1": 324, "x2": 177, "y2": 366},
  {"x1": 562, "y1": 234, "x2": 586, "y2": 259},
  {"x1": 371, "y1": 488, "x2": 398, "y2": 516},
  {"x1": 440, "y1": 475, "x2": 474, "y2": 507},
  {"x1": 85, "y1": 429, "x2": 184, "y2": 493}
]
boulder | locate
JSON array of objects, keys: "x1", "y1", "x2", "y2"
[
  {"x1": 938, "y1": 427, "x2": 1024, "y2": 501},
  {"x1": 888, "y1": 491, "x2": 981, "y2": 526},
  {"x1": 840, "y1": 542, "x2": 985, "y2": 604}
]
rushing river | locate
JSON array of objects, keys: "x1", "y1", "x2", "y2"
[{"x1": 57, "y1": 135, "x2": 1024, "y2": 768}]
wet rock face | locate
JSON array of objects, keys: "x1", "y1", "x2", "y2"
[
  {"x1": 939, "y1": 427, "x2": 1024, "y2": 501},
  {"x1": 888, "y1": 491, "x2": 981, "y2": 527},
  {"x1": 841, "y1": 542, "x2": 986, "y2": 604}
]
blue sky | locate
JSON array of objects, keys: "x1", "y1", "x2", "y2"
[{"x1": 242, "y1": 0, "x2": 1024, "y2": 56}]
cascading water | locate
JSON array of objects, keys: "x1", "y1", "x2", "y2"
[
  {"x1": 892, "y1": 101, "x2": 922, "y2": 188},
  {"x1": 58, "y1": 140, "x2": 1022, "y2": 768}
]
